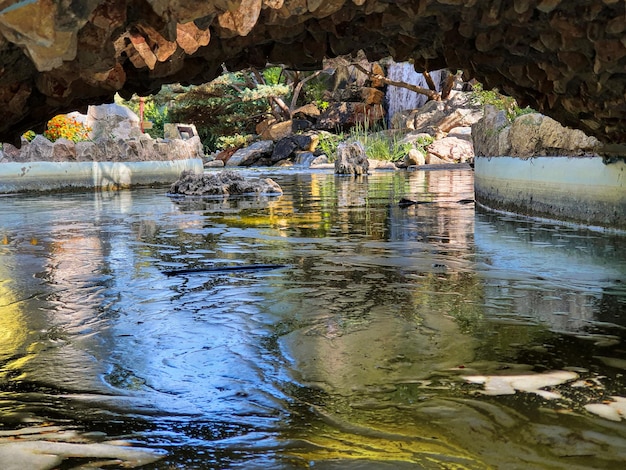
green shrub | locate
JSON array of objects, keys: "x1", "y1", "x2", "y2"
[
  {"x1": 168, "y1": 70, "x2": 291, "y2": 152},
  {"x1": 317, "y1": 131, "x2": 344, "y2": 161},
  {"x1": 217, "y1": 133, "x2": 253, "y2": 150},
  {"x1": 470, "y1": 82, "x2": 534, "y2": 122},
  {"x1": 413, "y1": 135, "x2": 434, "y2": 156}
]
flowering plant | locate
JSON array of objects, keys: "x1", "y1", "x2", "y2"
[{"x1": 43, "y1": 115, "x2": 92, "y2": 142}]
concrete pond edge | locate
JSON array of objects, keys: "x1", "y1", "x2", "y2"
[
  {"x1": 474, "y1": 155, "x2": 626, "y2": 232},
  {"x1": 0, "y1": 159, "x2": 203, "y2": 194}
]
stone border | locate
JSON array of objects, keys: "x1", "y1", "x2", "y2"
[
  {"x1": 474, "y1": 156, "x2": 626, "y2": 231},
  {"x1": 0, "y1": 159, "x2": 203, "y2": 193}
]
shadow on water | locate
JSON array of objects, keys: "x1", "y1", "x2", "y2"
[{"x1": 0, "y1": 168, "x2": 625, "y2": 468}]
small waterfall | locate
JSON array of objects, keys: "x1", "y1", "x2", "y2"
[{"x1": 386, "y1": 61, "x2": 442, "y2": 123}]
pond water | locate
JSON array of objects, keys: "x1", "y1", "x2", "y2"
[{"x1": 1, "y1": 168, "x2": 626, "y2": 469}]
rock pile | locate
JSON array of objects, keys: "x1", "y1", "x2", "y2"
[
  {"x1": 169, "y1": 170, "x2": 283, "y2": 197},
  {"x1": 0, "y1": 104, "x2": 204, "y2": 163}
]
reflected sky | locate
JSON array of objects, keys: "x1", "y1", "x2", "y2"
[{"x1": 0, "y1": 169, "x2": 625, "y2": 469}]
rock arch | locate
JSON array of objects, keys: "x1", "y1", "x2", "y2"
[{"x1": 0, "y1": 0, "x2": 624, "y2": 147}]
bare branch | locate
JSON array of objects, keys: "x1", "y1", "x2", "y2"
[
  {"x1": 290, "y1": 69, "x2": 327, "y2": 114},
  {"x1": 422, "y1": 70, "x2": 437, "y2": 91},
  {"x1": 351, "y1": 63, "x2": 441, "y2": 101}
]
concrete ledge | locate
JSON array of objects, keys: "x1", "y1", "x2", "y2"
[
  {"x1": 474, "y1": 156, "x2": 626, "y2": 230},
  {"x1": 0, "y1": 159, "x2": 203, "y2": 193}
]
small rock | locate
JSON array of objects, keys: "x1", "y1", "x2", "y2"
[
  {"x1": 405, "y1": 148, "x2": 426, "y2": 166},
  {"x1": 204, "y1": 159, "x2": 224, "y2": 168}
]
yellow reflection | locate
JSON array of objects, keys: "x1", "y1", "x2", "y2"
[
  {"x1": 0, "y1": 270, "x2": 29, "y2": 372},
  {"x1": 289, "y1": 414, "x2": 485, "y2": 469}
]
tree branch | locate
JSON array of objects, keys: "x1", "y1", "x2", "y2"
[{"x1": 351, "y1": 63, "x2": 441, "y2": 101}]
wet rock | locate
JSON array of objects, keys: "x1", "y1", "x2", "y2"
[
  {"x1": 292, "y1": 133, "x2": 319, "y2": 152},
  {"x1": 368, "y1": 159, "x2": 397, "y2": 170},
  {"x1": 226, "y1": 140, "x2": 274, "y2": 166},
  {"x1": 169, "y1": 170, "x2": 282, "y2": 196},
  {"x1": 271, "y1": 137, "x2": 298, "y2": 164},
  {"x1": 334, "y1": 141, "x2": 369, "y2": 175}
]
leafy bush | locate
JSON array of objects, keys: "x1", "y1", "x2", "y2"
[
  {"x1": 470, "y1": 82, "x2": 534, "y2": 122},
  {"x1": 217, "y1": 133, "x2": 253, "y2": 150},
  {"x1": 169, "y1": 71, "x2": 289, "y2": 152},
  {"x1": 413, "y1": 134, "x2": 434, "y2": 156},
  {"x1": 317, "y1": 131, "x2": 344, "y2": 161},
  {"x1": 43, "y1": 115, "x2": 91, "y2": 142},
  {"x1": 119, "y1": 95, "x2": 169, "y2": 139}
]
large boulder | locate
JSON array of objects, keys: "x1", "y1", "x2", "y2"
[
  {"x1": 226, "y1": 140, "x2": 274, "y2": 166},
  {"x1": 472, "y1": 106, "x2": 601, "y2": 158},
  {"x1": 426, "y1": 137, "x2": 474, "y2": 163},
  {"x1": 391, "y1": 91, "x2": 483, "y2": 136},
  {"x1": 471, "y1": 106, "x2": 512, "y2": 157},
  {"x1": 509, "y1": 113, "x2": 600, "y2": 157},
  {"x1": 334, "y1": 141, "x2": 369, "y2": 175},
  {"x1": 87, "y1": 103, "x2": 143, "y2": 141},
  {"x1": 169, "y1": 170, "x2": 282, "y2": 196}
]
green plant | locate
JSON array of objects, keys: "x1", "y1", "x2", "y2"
[
  {"x1": 22, "y1": 130, "x2": 36, "y2": 142},
  {"x1": 303, "y1": 79, "x2": 328, "y2": 105},
  {"x1": 43, "y1": 115, "x2": 91, "y2": 142},
  {"x1": 413, "y1": 134, "x2": 434, "y2": 156},
  {"x1": 262, "y1": 66, "x2": 286, "y2": 86},
  {"x1": 317, "y1": 131, "x2": 344, "y2": 161},
  {"x1": 470, "y1": 82, "x2": 534, "y2": 122},
  {"x1": 119, "y1": 95, "x2": 170, "y2": 139},
  {"x1": 347, "y1": 121, "x2": 413, "y2": 162},
  {"x1": 317, "y1": 100, "x2": 330, "y2": 111},
  {"x1": 217, "y1": 133, "x2": 253, "y2": 150},
  {"x1": 168, "y1": 70, "x2": 289, "y2": 152}
]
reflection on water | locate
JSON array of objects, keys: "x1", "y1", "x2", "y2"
[{"x1": 1, "y1": 169, "x2": 625, "y2": 469}]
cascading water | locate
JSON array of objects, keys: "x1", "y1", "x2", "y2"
[{"x1": 386, "y1": 61, "x2": 442, "y2": 123}]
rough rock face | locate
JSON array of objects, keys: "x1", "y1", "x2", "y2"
[
  {"x1": 1, "y1": 1, "x2": 626, "y2": 149},
  {"x1": 169, "y1": 170, "x2": 283, "y2": 196},
  {"x1": 472, "y1": 106, "x2": 601, "y2": 158},
  {"x1": 334, "y1": 141, "x2": 369, "y2": 175}
]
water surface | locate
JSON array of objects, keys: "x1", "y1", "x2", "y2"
[{"x1": 1, "y1": 169, "x2": 625, "y2": 469}]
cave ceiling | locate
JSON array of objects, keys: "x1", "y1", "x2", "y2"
[{"x1": 0, "y1": 0, "x2": 625, "y2": 147}]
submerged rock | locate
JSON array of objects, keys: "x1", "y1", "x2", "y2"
[{"x1": 168, "y1": 170, "x2": 282, "y2": 196}]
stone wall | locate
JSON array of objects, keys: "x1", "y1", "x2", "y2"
[{"x1": 1, "y1": 1, "x2": 626, "y2": 151}]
